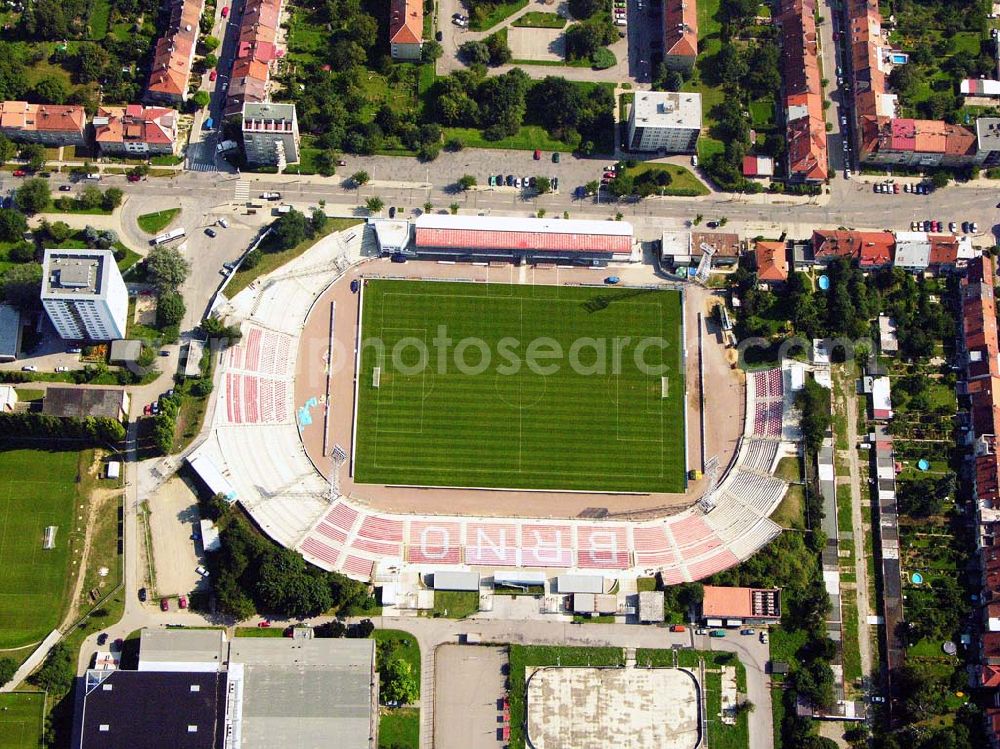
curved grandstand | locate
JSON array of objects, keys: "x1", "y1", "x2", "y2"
[{"x1": 193, "y1": 223, "x2": 799, "y2": 583}]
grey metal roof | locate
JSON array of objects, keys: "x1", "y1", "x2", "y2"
[
  {"x1": 0, "y1": 304, "x2": 20, "y2": 360},
  {"x1": 432, "y1": 570, "x2": 480, "y2": 591},
  {"x1": 139, "y1": 628, "x2": 227, "y2": 670}
]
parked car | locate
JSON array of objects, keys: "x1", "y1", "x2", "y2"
[
  {"x1": 435, "y1": 30, "x2": 443, "y2": 41},
  {"x1": 59, "y1": 184, "x2": 73, "y2": 191},
  {"x1": 760, "y1": 631, "x2": 769, "y2": 644},
  {"x1": 604, "y1": 276, "x2": 620, "y2": 284},
  {"x1": 669, "y1": 624, "x2": 686, "y2": 632},
  {"x1": 388, "y1": 206, "x2": 396, "y2": 218},
  {"x1": 218, "y1": 218, "x2": 229, "y2": 228},
  {"x1": 706, "y1": 220, "x2": 719, "y2": 228},
  {"x1": 97, "y1": 633, "x2": 108, "y2": 645},
  {"x1": 971, "y1": 222, "x2": 979, "y2": 233},
  {"x1": 529, "y1": 176, "x2": 536, "y2": 188},
  {"x1": 160, "y1": 598, "x2": 169, "y2": 611},
  {"x1": 196, "y1": 565, "x2": 209, "y2": 577},
  {"x1": 893, "y1": 183, "x2": 900, "y2": 194},
  {"x1": 350, "y1": 279, "x2": 360, "y2": 293},
  {"x1": 205, "y1": 227, "x2": 217, "y2": 237},
  {"x1": 911, "y1": 221, "x2": 919, "y2": 231},
  {"x1": 55, "y1": 366, "x2": 69, "y2": 372},
  {"x1": 261, "y1": 191, "x2": 281, "y2": 200},
  {"x1": 551, "y1": 177, "x2": 559, "y2": 191},
  {"x1": 709, "y1": 629, "x2": 726, "y2": 638},
  {"x1": 740, "y1": 628, "x2": 755, "y2": 635},
  {"x1": 258, "y1": 620, "x2": 271, "y2": 628},
  {"x1": 221, "y1": 5, "x2": 229, "y2": 16},
  {"x1": 962, "y1": 221, "x2": 970, "y2": 233},
  {"x1": 695, "y1": 628, "x2": 707, "y2": 635},
  {"x1": 533, "y1": 149, "x2": 541, "y2": 160},
  {"x1": 12, "y1": 170, "x2": 25, "y2": 177},
  {"x1": 151, "y1": 402, "x2": 160, "y2": 415},
  {"x1": 20, "y1": 365, "x2": 36, "y2": 372},
  {"x1": 127, "y1": 173, "x2": 141, "y2": 182},
  {"x1": 139, "y1": 587, "x2": 147, "y2": 602},
  {"x1": 143, "y1": 404, "x2": 151, "y2": 415},
  {"x1": 390, "y1": 253, "x2": 408, "y2": 263},
  {"x1": 552, "y1": 152, "x2": 560, "y2": 163},
  {"x1": 488, "y1": 175, "x2": 495, "y2": 187},
  {"x1": 949, "y1": 222, "x2": 957, "y2": 233},
  {"x1": 178, "y1": 595, "x2": 188, "y2": 609},
  {"x1": 505, "y1": 175, "x2": 514, "y2": 186},
  {"x1": 691, "y1": 155, "x2": 698, "y2": 167}
]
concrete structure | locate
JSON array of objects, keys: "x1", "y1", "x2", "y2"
[
  {"x1": 701, "y1": 585, "x2": 781, "y2": 624},
  {"x1": 977, "y1": 118, "x2": 1000, "y2": 168},
  {"x1": 242, "y1": 102, "x2": 300, "y2": 167},
  {"x1": 638, "y1": 590, "x2": 665, "y2": 622},
  {"x1": 109, "y1": 339, "x2": 142, "y2": 365},
  {"x1": 41, "y1": 249, "x2": 128, "y2": 341},
  {"x1": 43, "y1": 387, "x2": 130, "y2": 421},
  {"x1": 146, "y1": 0, "x2": 204, "y2": 104},
  {"x1": 878, "y1": 315, "x2": 898, "y2": 356},
  {"x1": 556, "y1": 575, "x2": 604, "y2": 594},
  {"x1": 94, "y1": 105, "x2": 178, "y2": 156},
  {"x1": 627, "y1": 91, "x2": 701, "y2": 153},
  {"x1": 660, "y1": 230, "x2": 741, "y2": 269},
  {"x1": 0, "y1": 101, "x2": 86, "y2": 146},
  {"x1": 389, "y1": 0, "x2": 423, "y2": 60},
  {"x1": 526, "y1": 667, "x2": 700, "y2": 749},
  {"x1": 663, "y1": 0, "x2": 698, "y2": 71},
  {"x1": 138, "y1": 629, "x2": 227, "y2": 672},
  {"x1": 779, "y1": 0, "x2": 828, "y2": 182},
  {"x1": 224, "y1": 0, "x2": 282, "y2": 116},
  {"x1": 0, "y1": 303, "x2": 20, "y2": 361},
  {"x1": 410, "y1": 215, "x2": 634, "y2": 265},
  {"x1": 371, "y1": 219, "x2": 411, "y2": 255},
  {"x1": 892, "y1": 231, "x2": 931, "y2": 272},
  {"x1": 185, "y1": 339, "x2": 205, "y2": 378},
  {"x1": 432, "y1": 570, "x2": 481, "y2": 591}
]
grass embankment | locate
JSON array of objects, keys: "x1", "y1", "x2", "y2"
[{"x1": 136, "y1": 208, "x2": 181, "y2": 234}]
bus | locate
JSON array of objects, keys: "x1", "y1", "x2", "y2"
[{"x1": 151, "y1": 227, "x2": 186, "y2": 245}]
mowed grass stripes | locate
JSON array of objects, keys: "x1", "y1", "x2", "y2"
[
  {"x1": 354, "y1": 281, "x2": 686, "y2": 492},
  {"x1": 0, "y1": 448, "x2": 79, "y2": 648}
]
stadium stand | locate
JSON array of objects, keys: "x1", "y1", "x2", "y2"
[{"x1": 192, "y1": 225, "x2": 797, "y2": 584}]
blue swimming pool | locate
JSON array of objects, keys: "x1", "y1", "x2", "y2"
[
  {"x1": 818, "y1": 275, "x2": 830, "y2": 290},
  {"x1": 911, "y1": 572, "x2": 924, "y2": 584},
  {"x1": 890, "y1": 52, "x2": 909, "y2": 64}
]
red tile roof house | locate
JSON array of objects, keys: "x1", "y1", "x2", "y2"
[
  {"x1": 754, "y1": 241, "x2": 789, "y2": 284},
  {"x1": 0, "y1": 101, "x2": 86, "y2": 146},
  {"x1": 93, "y1": 105, "x2": 178, "y2": 156},
  {"x1": 859, "y1": 116, "x2": 982, "y2": 168},
  {"x1": 663, "y1": 0, "x2": 698, "y2": 71},
  {"x1": 389, "y1": 0, "x2": 424, "y2": 61},
  {"x1": 145, "y1": 0, "x2": 204, "y2": 104},
  {"x1": 223, "y1": 0, "x2": 281, "y2": 116},
  {"x1": 811, "y1": 229, "x2": 893, "y2": 266},
  {"x1": 779, "y1": 0, "x2": 828, "y2": 182}
]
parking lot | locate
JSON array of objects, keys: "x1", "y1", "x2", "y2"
[
  {"x1": 434, "y1": 645, "x2": 508, "y2": 749},
  {"x1": 147, "y1": 476, "x2": 205, "y2": 598}
]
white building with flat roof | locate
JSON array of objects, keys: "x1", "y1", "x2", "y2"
[
  {"x1": 41, "y1": 249, "x2": 127, "y2": 341},
  {"x1": 242, "y1": 102, "x2": 300, "y2": 168},
  {"x1": 628, "y1": 91, "x2": 701, "y2": 153}
]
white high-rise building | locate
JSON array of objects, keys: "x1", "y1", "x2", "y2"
[
  {"x1": 628, "y1": 91, "x2": 702, "y2": 153},
  {"x1": 41, "y1": 249, "x2": 128, "y2": 341}
]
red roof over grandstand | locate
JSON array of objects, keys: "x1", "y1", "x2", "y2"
[{"x1": 413, "y1": 216, "x2": 633, "y2": 254}]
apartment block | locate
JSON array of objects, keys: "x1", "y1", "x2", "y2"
[
  {"x1": 627, "y1": 91, "x2": 701, "y2": 153},
  {"x1": 242, "y1": 102, "x2": 299, "y2": 167},
  {"x1": 0, "y1": 101, "x2": 86, "y2": 146},
  {"x1": 41, "y1": 249, "x2": 128, "y2": 341}
]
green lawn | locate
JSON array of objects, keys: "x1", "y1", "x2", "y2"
[
  {"x1": 443, "y1": 125, "x2": 580, "y2": 152},
  {"x1": 373, "y1": 629, "x2": 421, "y2": 684},
  {"x1": 136, "y1": 208, "x2": 181, "y2": 235},
  {"x1": 234, "y1": 626, "x2": 287, "y2": 637},
  {"x1": 0, "y1": 448, "x2": 81, "y2": 648},
  {"x1": 431, "y1": 590, "x2": 480, "y2": 618},
  {"x1": 225, "y1": 218, "x2": 362, "y2": 297},
  {"x1": 0, "y1": 693, "x2": 45, "y2": 749},
  {"x1": 513, "y1": 11, "x2": 566, "y2": 27},
  {"x1": 379, "y1": 707, "x2": 419, "y2": 748},
  {"x1": 471, "y1": 0, "x2": 529, "y2": 30},
  {"x1": 88, "y1": 0, "x2": 111, "y2": 38},
  {"x1": 354, "y1": 281, "x2": 686, "y2": 492},
  {"x1": 623, "y1": 162, "x2": 709, "y2": 196}
]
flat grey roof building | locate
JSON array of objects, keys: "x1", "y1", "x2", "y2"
[
  {"x1": 432, "y1": 570, "x2": 480, "y2": 591},
  {"x1": 138, "y1": 628, "x2": 227, "y2": 672},
  {"x1": 0, "y1": 303, "x2": 20, "y2": 361},
  {"x1": 43, "y1": 386, "x2": 129, "y2": 420},
  {"x1": 228, "y1": 637, "x2": 376, "y2": 749},
  {"x1": 631, "y1": 91, "x2": 702, "y2": 131}
]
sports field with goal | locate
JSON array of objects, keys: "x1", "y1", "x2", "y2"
[
  {"x1": 353, "y1": 280, "x2": 686, "y2": 493},
  {"x1": 0, "y1": 693, "x2": 45, "y2": 749},
  {"x1": 0, "y1": 448, "x2": 79, "y2": 648}
]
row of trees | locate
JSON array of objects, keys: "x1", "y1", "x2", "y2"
[
  {"x1": 0, "y1": 412, "x2": 126, "y2": 443},
  {"x1": 205, "y1": 502, "x2": 375, "y2": 620}
]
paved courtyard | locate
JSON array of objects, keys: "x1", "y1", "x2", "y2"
[
  {"x1": 526, "y1": 666, "x2": 700, "y2": 749},
  {"x1": 434, "y1": 645, "x2": 508, "y2": 749},
  {"x1": 508, "y1": 27, "x2": 565, "y2": 62}
]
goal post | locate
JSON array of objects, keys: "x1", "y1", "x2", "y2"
[
  {"x1": 661, "y1": 376, "x2": 669, "y2": 399},
  {"x1": 372, "y1": 367, "x2": 381, "y2": 388}
]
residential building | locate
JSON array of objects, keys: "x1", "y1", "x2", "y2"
[
  {"x1": 754, "y1": 240, "x2": 789, "y2": 284},
  {"x1": 660, "y1": 230, "x2": 741, "y2": 268},
  {"x1": 42, "y1": 387, "x2": 130, "y2": 421},
  {"x1": 0, "y1": 303, "x2": 20, "y2": 362},
  {"x1": 779, "y1": 0, "x2": 828, "y2": 182},
  {"x1": 811, "y1": 229, "x2": 894, "y2": 265},
  {"x1": 663, "y1": 0, "x2": 698, "y2": 71},
  {"x1": 859, "y1": 117, "x2": 981, "y2": 168},
  {"x1": 145, "y1": 0, "x2": 204, "y2": 104},
  {"x1": 389, "y1": 0, "x2": 423, "y2": 60},
  {"x1": 242, "y1": 102, "x2": 299, "y2": 167},
  {"x1": 977, "y1": 118, "x2": 1000, "y2": 168},
  {"x1": 742, "y1": 155, "x2": 775, "y2": 178},
  {"x1": 962, "y1": 79, "x2": 1000, "y2": 98},
  {"x1": 224, "y1": 0, "x2": 282, "y2": 116},
  {"x1": 93, "y1": 105, "x2": 178, "y2": 156},
  {"x1": 0, "y1": 101, "x2": 86, "y2": 146},
  {"x1": 41, "y1": 249, "x2": 128, "y2": 341},
  {"x1": 627, "y1": 91, "x2": 701, "y2": 153},
  {"x1": 891, "y1": 231, "x2": 931, "y2": 272}
]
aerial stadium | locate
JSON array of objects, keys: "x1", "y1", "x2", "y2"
[{"x1": 191, "y1": 215, "x2": 799, "y2": 583}]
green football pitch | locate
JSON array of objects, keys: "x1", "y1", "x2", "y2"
[
  {"x1": 0, "y1": 448, "x2": 79, "y2": 649},
  {"x1": 353, "y1": 281, "x2": 687, "y2": 492},
  {"x1": 0, "y1": 693, "x2": 45, "y2": 749}
]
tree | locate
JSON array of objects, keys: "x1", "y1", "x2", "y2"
[
  {"x1": 584, "y1": 180, "x2": 599, "y2": 196},
  {"x1": 203, "y1": 53, "x2": 218, "y2": 69},
  {"x1": 351, "y1": 170, "x2": 369, "y2": 187},
  {"x1": 365, "y1": 196, "x2": 384, "y2": 214},
  {"x1": 0, "y1": 208, "x2": 27, "y2": 241},
  {"x1": 568, "y1": 0, "x2": 602, "y2": 19},
  {"x1": 564, "y1": 18, "x2": 616, "y2": 61},
  {"x1": 156, "y1": 291, "x2": 186, "y2": 328},
  {"x1": 459, "y1": 41, "x2": 490, "y2": 66},
  {"x1": 75, "y1": 44, "x2": 109, "y2": 84},
  {"x1": 273, "y1": 209, "x2": 308, "y2": 249},
  {"x1": 457, "y1": 174, "x2": 476, "y2": 191},
  {"x1": 192, "y1": 90, "x2": 210, "y2": 109},
  {"x1": 79, "y1": 185, "x2": 104, "y2": 209},
  {"x1": 0, "y1": 656, "x2": 16, "y2": 687},
  {"x1": 797, "y1": 379, "x2": 831, "y2": 455},
  {"x1": 201, "y1": 35, "x2": 221, "y2": 53},
  {"x1": 242, "y1": 249, "x2": 262, "y2": 269},
  {"x1": 146, "y1": 245, "x2": 191, "y2": 293},
  {"x1": 311, "y1": 208, "x2": 328, "y2": 234},
  {"x1": 382, "y1": 657, "x2": 419, "y2": 704},
  {"x1": 421, "y1": 40, "x2": 443, "y2": 63},
  {"x1": 32, "y1": 75, "x2": 69, "y2": 104},
  {"x1": 931, "y1": 171, "x2": 950, "y2": 189},
  {"x1": 0, "y1": 134, "x2": 14, "y2": 165},
  {"x1": 485, "y1": 32, "x2": 511, "y2": 65},
  {"x1": 41, "y1": 219, "x2": 73, "y2": 243},
  {"x1": 14, "y1": 178, "x2": 49, "y2": 214},
  {"x1": 102, "y1": 187, "x2": 124, "y2": 211},
  {"x1": 535, "y1": 176, "x2": 551, "y2": 194},
  {"x1": 31, "y1": 642, "x2": 74, "y2": 693}
]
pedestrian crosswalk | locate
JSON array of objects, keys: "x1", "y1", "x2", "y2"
[
  {"x1": 187, "y1": 161, "x2": 218, "y2": 172},
  {"x1": 234, "y1": 180, "x2": 250, "y2": 201}
]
